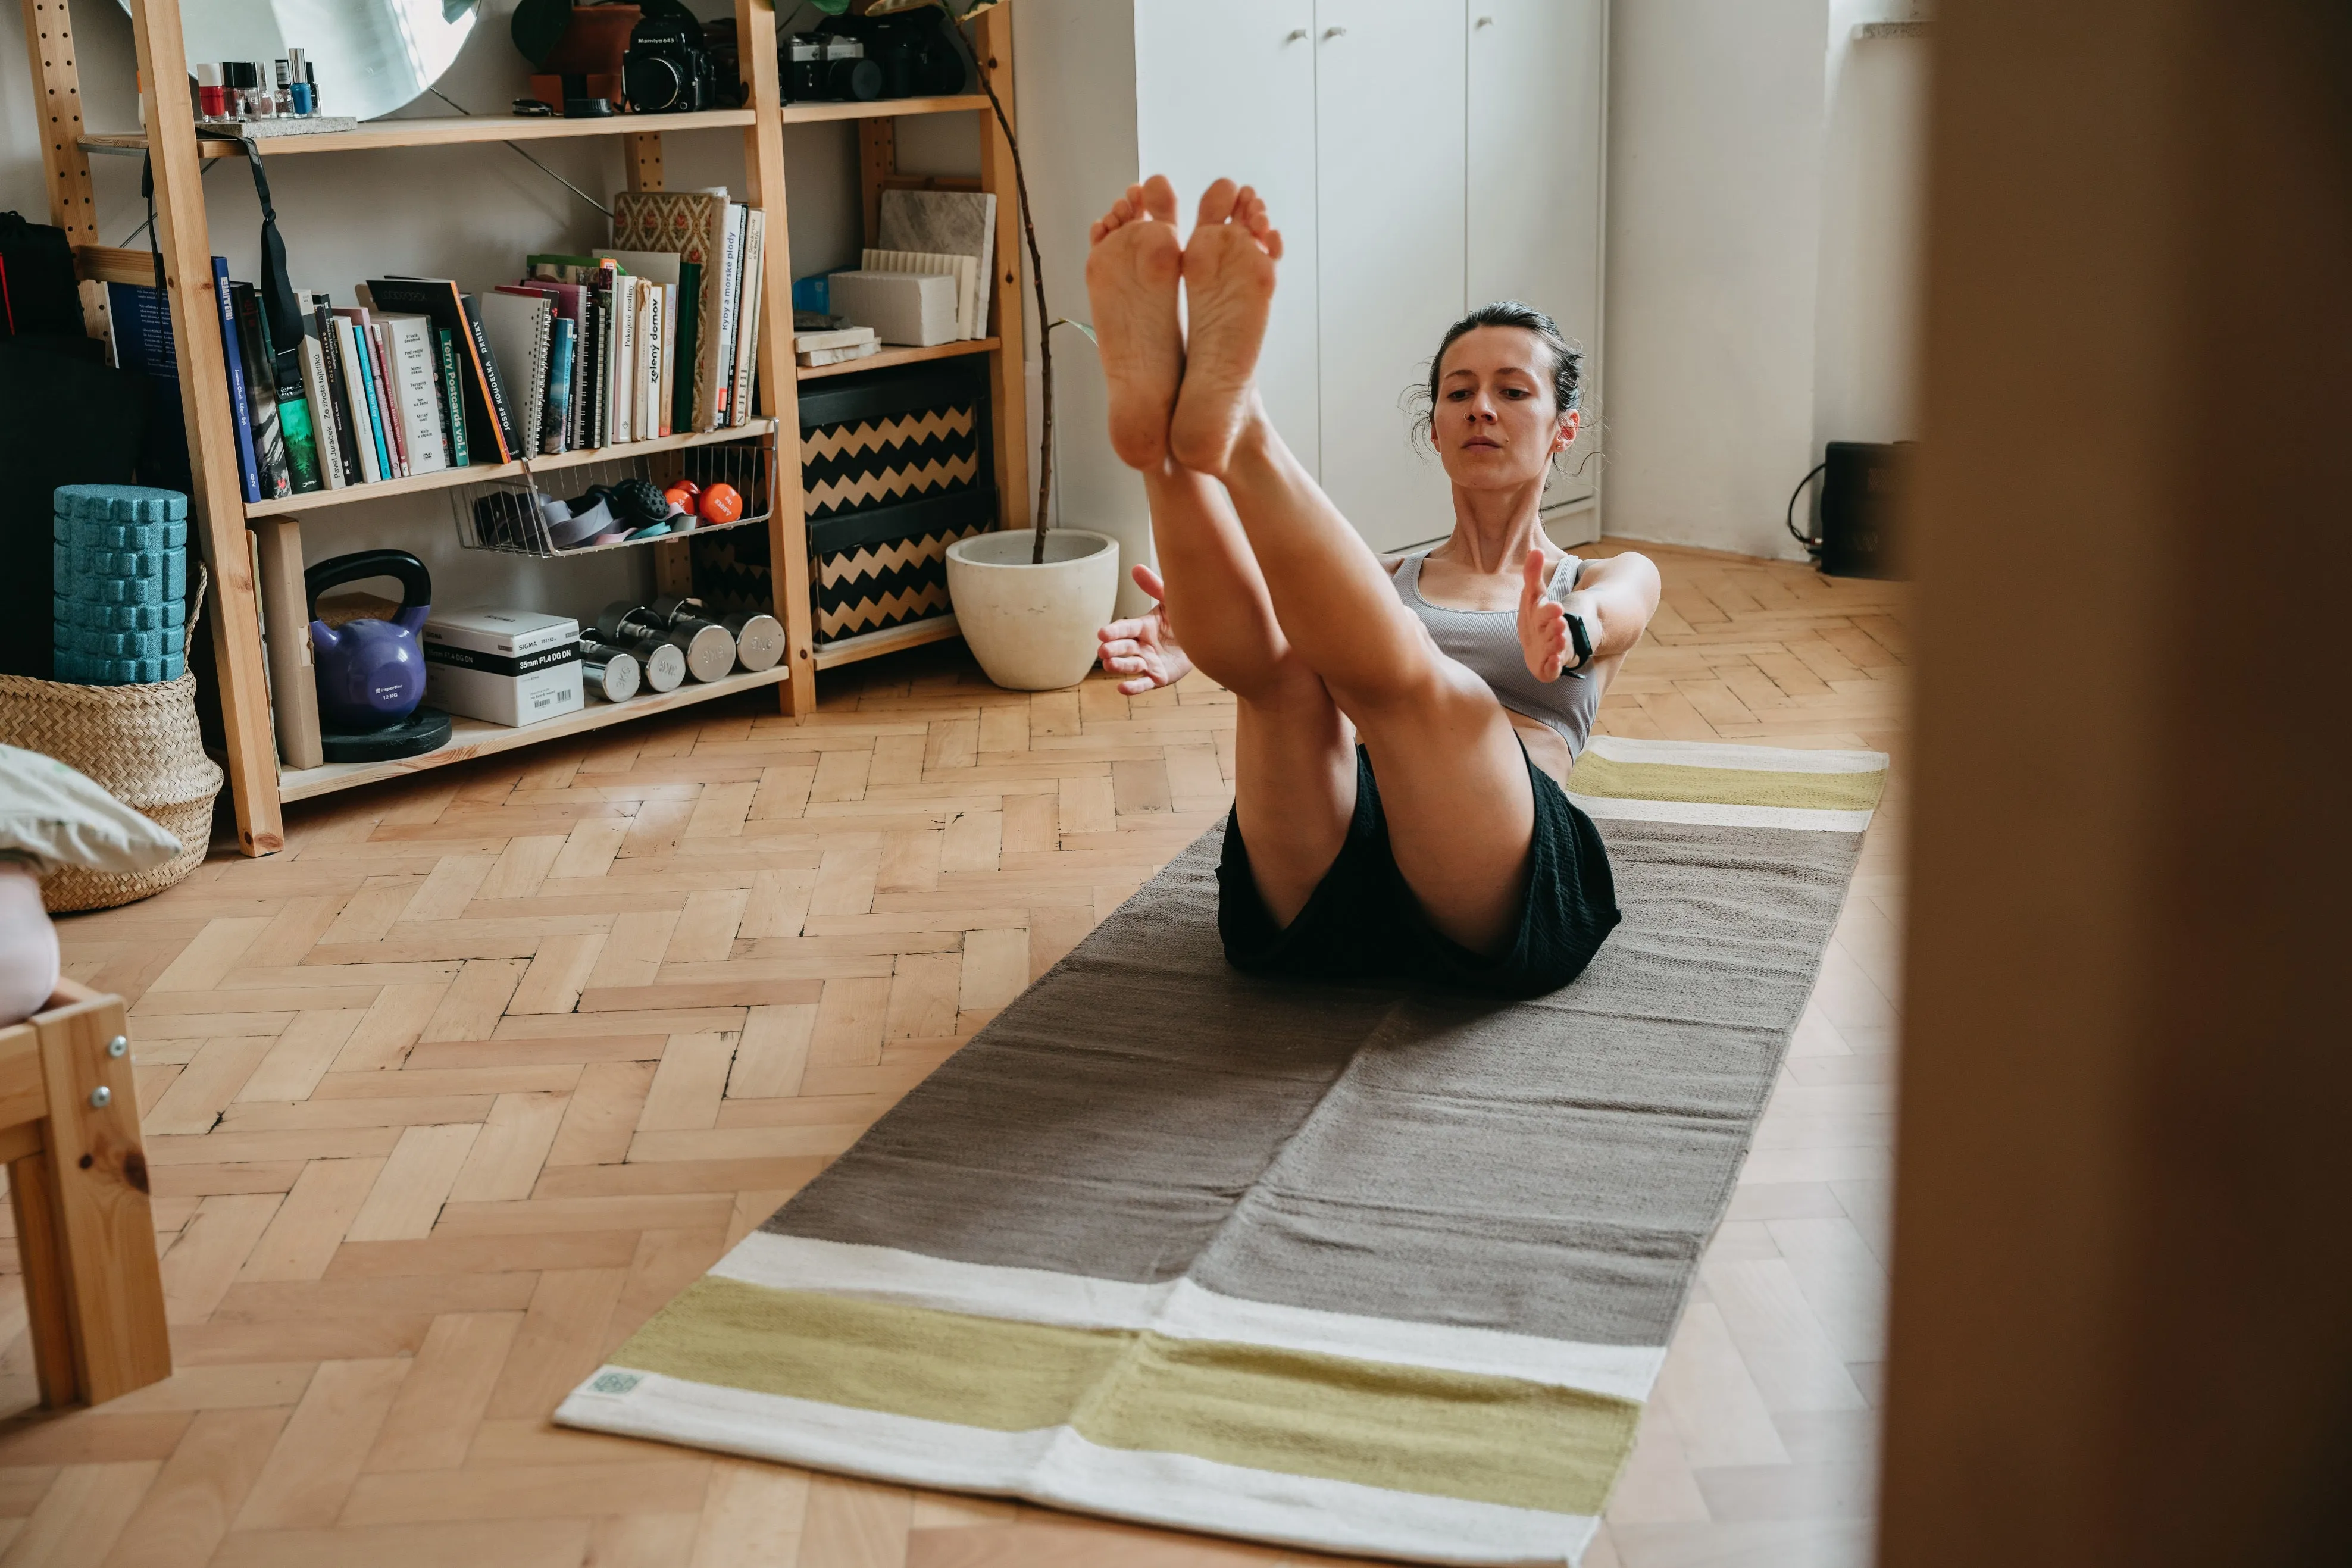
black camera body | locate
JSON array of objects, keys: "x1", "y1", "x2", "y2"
[
  {"x1": 784, "y1": 33, "x2": 881, "y2": 104},
  {"x1": 624, "y1": 0, "x2": 718, "y2": 114},
  {"x1": 801, "y1": 11, "x2": 967, "y2": 102}
]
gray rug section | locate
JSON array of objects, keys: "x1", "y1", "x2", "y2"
[{"x1": 768, "y1": 816, "x2": 1863, "y2": 1346}]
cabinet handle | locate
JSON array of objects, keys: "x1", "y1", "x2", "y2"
[
  {"x1": 1324, "y1": 26, "x2": 1346, "y2": 38},
  {"x1": 1286, "y1": 28, "x2": 1308, "y2": 41},
  {"x1": 1475, "y1": 14, "x2": 1495, "y2": 26}
]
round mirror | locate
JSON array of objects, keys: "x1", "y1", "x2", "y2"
[{"x1": 120, "y1": 0, "x2": 482, "y2": 124}]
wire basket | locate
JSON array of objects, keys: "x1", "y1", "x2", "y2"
[{"x1": 451, "y1": 434, "x2": 775, "y2": 559}]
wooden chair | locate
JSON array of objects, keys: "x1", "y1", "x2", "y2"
[{"x1": 0, "y1": 980, "x2": 170, "y2": 1407}]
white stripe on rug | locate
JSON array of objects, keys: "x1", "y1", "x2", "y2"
[
  {"x1": 1568, "y1": 795, "x2": 1876, "y2": 832},
  {"x1": 557, "y1": 1367, "x2": 1600, "y2": 1568},
  {"x1": 711, "y1": 1232, "x2": 1668, "y2": 1402},
  {"x1": 1582, "y1": 736, "x2": 1888, "y2": 774}
]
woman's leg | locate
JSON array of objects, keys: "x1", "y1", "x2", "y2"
[
  {"x1": 1087, "y1": 179, "x2": 1355, "y2": 925},
  {"x1": 1169, "y1": 181, "x2": 1538, "y2": 955}
]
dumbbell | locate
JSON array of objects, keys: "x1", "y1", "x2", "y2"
[
  {"x1": 578, "y1": 640, "x2": 643, "y2": 702},
  {"x1": 581, "y1": 631, "x2": 684, "y2": 694},
  {"x1": 597, "y1": 601, "x2": 732, "y2": 684},
  {"x1": 649, "y1": 595, "x2": 783, "y2": 674}
]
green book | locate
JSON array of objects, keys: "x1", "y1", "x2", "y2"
[
  {"x1": 435, "y1": 327, "x2": 470, "y2": 468},
  {"x1": 670, "y1": 259, "x2": 702, "y2": 436}
]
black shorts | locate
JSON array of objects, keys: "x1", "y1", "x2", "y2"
[{"x1": 1215, "y1": 746, "x2": 1621, "y2": 999}]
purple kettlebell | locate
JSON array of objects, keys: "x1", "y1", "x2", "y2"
[{"x1": 305, "y1": 549, "x2": 431, "y2": 731}]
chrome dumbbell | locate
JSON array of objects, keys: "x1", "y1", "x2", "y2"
[
  {"x1": 597, "y1": 601, "x2": 732, "y2": 684},
  {"x1": 581, "y1": 631, "x2": 683, "y2": 694},
  {"x1": 578, "y1": 639, "x2": 643, "y2": 702},
  {"x1": 649, "y1": 595, "x2": 781, "y2": 674}
]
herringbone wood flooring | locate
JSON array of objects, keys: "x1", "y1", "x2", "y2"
[{"x1": 4, "y1": 540, "x2": 1906, "y2": 1568}]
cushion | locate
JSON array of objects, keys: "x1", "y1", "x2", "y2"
[{"x1": 0, "y1": 743, "x2": 182, "y2": 875}]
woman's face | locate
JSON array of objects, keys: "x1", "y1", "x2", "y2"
[{"x1": 1432, "y1": 326, "x2": 1577, "y2": 492}]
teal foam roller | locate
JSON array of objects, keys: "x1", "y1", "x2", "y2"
[
  {"x1": 52, "y1": 649, "x2": 184, "y2": 685},
  {"x1": 51, "y1": 596, "x2": 187, "y2": 631},
  {"x1": 57, "y1": 544, "x2": 187, "y2": 581},
  {"x1": 55, "y1": 624, "x2": 186, "y2": 659},
  {"x1": 52, "y1": 483, "x2": 189, "y2": 522},
  {"x1": 52, "y1": 515, "x2": 190, "y2": 552},
  {"x1": 54, "y1": 567, "x2": 168, "y2": 606}
]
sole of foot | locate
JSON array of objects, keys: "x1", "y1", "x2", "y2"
[
  {"x1": 1083, "y1": 174, "x2": 1186, "y2": 471},
  {"x1": 1168, "y1": 179, "x2": 1282, "y2": 478}
]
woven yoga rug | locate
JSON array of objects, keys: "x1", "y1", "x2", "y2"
[{"x1": 559, "y1": 735, "x2": 1888, "y2": 1566}]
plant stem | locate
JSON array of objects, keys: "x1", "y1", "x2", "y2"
[{"x1": 967, "y1": 30, "x2": 1054, "y2": 564}]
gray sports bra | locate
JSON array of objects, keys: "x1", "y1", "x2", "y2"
[{"x1": 1393, "y1": 550, "x2": 1602, "y2": 759}]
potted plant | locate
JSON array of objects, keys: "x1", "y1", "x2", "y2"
[{"x1": 830, "y1": 0, "x2": 1120, "y2": 690}]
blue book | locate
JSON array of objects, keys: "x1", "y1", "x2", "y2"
[
  {"x1": 102, "y1": 281, "x2": 192, "y2": 496},
  {"x1": 543, "y1": 317, "x2": 576, "y2": 456},
  {"x1": 345, "y1": 317, "x2": 396, "y2": 481},
  {"x1": 211, "y1": 257, "x2": 261, "y2": 504}
]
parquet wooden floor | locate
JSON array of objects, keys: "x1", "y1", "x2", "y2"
[{"x1": 6, "y1": 539, "x2": 1906, "y2": 1568}]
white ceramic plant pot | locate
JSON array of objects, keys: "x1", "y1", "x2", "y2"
[{"x1": 946, "y1": 529, "x2": 1121, "y2": 691}]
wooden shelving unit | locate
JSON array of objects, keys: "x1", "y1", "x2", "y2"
[{"x1": 21, "y1": 0, "x2": 1026, "y2": 855}]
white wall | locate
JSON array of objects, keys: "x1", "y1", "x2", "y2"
[
  {"x1": 0, "y1": 0, "x2": 900, "y2": 620},
  {"x1": 1600, "y1": 0, "x2": 1926, "y2": 560}
]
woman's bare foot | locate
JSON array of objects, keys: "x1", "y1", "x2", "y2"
[
  {"x1": 1084, "y1": 176, "x2": 1185, "y2": 470},
  {"x1": 1168, "y1": 179, "x2": 1282, "y2": 478}
]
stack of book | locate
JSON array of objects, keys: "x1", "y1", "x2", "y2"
[{"x1": 101, "y1": 190, "x2": 771, "y2": 507}]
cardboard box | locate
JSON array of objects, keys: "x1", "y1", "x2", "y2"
[
  {"x1": 423, "y1": 608, "x2": 584, "y2": 728},
  {"x1": 824, "y1": 270, "x2": 959, "y2": 347}
]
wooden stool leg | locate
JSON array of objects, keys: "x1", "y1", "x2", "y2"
[
  {"x1": 9, "y1": 1148, "x2": 80, "y2": 1409},
  {"x1": 35, "y1": 995, "x2": 170, "y2": 1404}
]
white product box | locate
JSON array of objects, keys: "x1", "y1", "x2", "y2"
[
  {"x1": 825, "y1": 269, "x2": 959, "y2": 347},
  {"x1": 422, "y1": 607, "x2": 584, "y2": 728}
]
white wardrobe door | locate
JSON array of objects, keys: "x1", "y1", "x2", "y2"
[
  {"x1": 1467, "y1": 0, "x2": 1606, "y2": 510},
  {"x1": 1315, "y1": 0, "x2": 1468, "y2": 553},
  {"x1": 1134, "y1": 0, "x2": 1322, "y2": 474}
]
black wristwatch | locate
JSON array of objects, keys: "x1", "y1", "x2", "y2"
[{"x1": 1564, "y1": 611, "x2": 1593, "y2": 679}]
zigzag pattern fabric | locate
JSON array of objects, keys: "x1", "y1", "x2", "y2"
[
  {"x1": 803, "y1": 454, "x2": 980, "y2": 518},
  {"x1": 802, "y1": 407, "x2": 976, "y2": 463},
  {"x1": 818, "y1": 582, "x2": 952, "y2": 640},
  {"x1": 801, "y1": 401, "x2": 983, "y2": 521},
  {"x1": 813, "y1": 522, "x2": 987, "y2": 643}
]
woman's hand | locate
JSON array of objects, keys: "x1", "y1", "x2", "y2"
[
  {"x1": 1519, "y1": 547, "x2": 1577, "y2": 683},
  {"x1": 1097, "y1": 564, "x2": 1196, "y2": 694}
]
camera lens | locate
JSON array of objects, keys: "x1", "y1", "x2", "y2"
[
  {"x1": 626, "y1": 54, "x2": 685, "y2": 112},
  {"x1": 825, "y1": 57, "x2": 883, "y2": 101}
]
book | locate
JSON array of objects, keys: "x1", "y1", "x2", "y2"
[
  {"x1": 102, "y1": 280, "x2": 193, "y2": 496},
  {"x1": 368, "y1": 322, "x2": 408, "y2": 477},
  {"x1": 378, "y1": 314, "x2": 450, "y2": 477},
  {"x1": 364, "y1": 277, "x2": 517, "y2": 462},
  {"x1": 637, "y1": 278, "x2": 661, "y2": 443},
  {"x1": 209, "y1": 259, "x2": 261, "y2": 504},
  {"x1": 659, "y1": 283, "x2": 676, "y2": 437},
  {"x1": 794, "y1": 326, "x2": 877, "y2": 353},
  {"x1": 291, "y1": 291, "x2": 346, "y2": 489},
  {"x1": 878, "y1": 188, "x2": 998, "y2": 342},
  {"x1": 312, "y1": 297, "x2": 365, "y2": 487},
  {"x1": 476, "y1": 289, "x2": 553, "y2": 465},
  {"x1": 434, "y1": 328, "x2": 469, "y2": 468},
  {"x1": 334, "y1": 309, "x2": 399, "y2": 481},
  {"x1": 798, "y1": 341, "x2": 880, "y2": 367},
  {"x1": 257, "y1": 293, "x2": 323, "y2": 494},
  {"x1": 609, "y1": 190, "x2": 728, "y2": 431},
  {"x1": 713, "y1": 204, "x2": 745, "y2": 425},
  {"x1": 608, "y1": 268, "x2": 636, "y2": 443},
  {"x1": 544, "y1": 317, "x2": 575, "y2": 456},
  {"x1": 731, "y1": 206, "x2": 767, "y2": 427},
  {"x1": 229, "y1": 283, "x2": 292, "y2": 499},
  {"x1": 329, "y1": 317, "x2": 384, "y2": 484}
]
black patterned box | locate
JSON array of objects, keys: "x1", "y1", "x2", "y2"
[{"x1": 694, "y1": 359, "x2": 998, "y2": 644}]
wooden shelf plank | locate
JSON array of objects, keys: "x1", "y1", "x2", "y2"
[
  {"x1": 778, "y1": 95, "x2": 990, "y2": 126},
  {"x1": 243, "y1": 421, "x2": 778, "y2": 519},
  {"x1": 80, "y1": 109, "x2": 756, "y2": 161},
  {"x1": 797, "y1": 338, "x2": 1000, "y2": 383},
  {"x1": 812, "y1": 615, "x2": 964, "y2": 671},
  {"x1": 277, "y1": 664, "x2": 790, "y2": 802}
]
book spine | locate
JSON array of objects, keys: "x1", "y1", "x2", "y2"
[
  {"x1": 671, "y1": 259, "x2": 701, "y2": 435},
  {"x1": 528, "y1": 305, "x2": 552, "y2": 460},
  {"x1": 365, "y1": 323, "x2": 406, "y2": 477},
  {"x1": 658, "y1": 282, "x2": 675, "y2": 438},
  {"x1": 264, "y1": 299, "x2": 323, "y2": 495},
  {"x1": 295, "y1": 295, "x2": 346, "y2": 490},
  {"x1": 714, "y1": 206, "x2": 743, "y2": 422},
  {"x1": 352, "y1": 321, "x2": 396, "y2": 480},
  {"x1": 639, "y1": 280, "x2": 659, "y2": 443},
  {"x1": 545, "y1": 317, "x2": 574, "y2": 456},
  {"x1": 233, "y1": 287, "x2": 292, "y2": 499},
  {"x1": 459, "y1": 293, "x2": 519, "y2": 462},
  {"x1": 317, "y1": 305, "x2": 364, "y2": 487},
  {"x1": 211, "y1": 262, "x2": 262, "y2": 505},
  {"x1": 390, "y1": 320, "x2": 448, "y2": 475},
  {"x1": 611, "y1": 274, "x2": 636, "y2": 444},
  {"x1": 331, "y1": 320, "x2": 383, "y2": 485},
  {"x1": 436, "y1": 328, "x2": 470, "y2": 468},
  {"x1": 732, "y1": 207, "x2": 767, "y2": 428}
]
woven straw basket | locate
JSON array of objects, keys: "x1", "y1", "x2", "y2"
[{"x1": 0, "y1": 569, "x2": 222, "y2": 913}]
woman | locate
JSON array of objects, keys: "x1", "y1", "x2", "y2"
[{"x1": 1088, "y1": 176, "x2": 1661, "y2": 997}]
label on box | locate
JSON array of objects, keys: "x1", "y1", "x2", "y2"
[{"x1": 424, "y1": 641, "x2": 584, "y2": 728}]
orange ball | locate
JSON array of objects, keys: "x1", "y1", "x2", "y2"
[{"x1": 698, "y1": 483, "x2": 743, "y2": 524}]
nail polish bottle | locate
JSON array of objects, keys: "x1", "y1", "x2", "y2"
[
  {"x1": 287, "y1": 49, "x2": 314, "y2": 115},
  {"x1": 249, "y1": 61, "x2": 277, "y2": 117},
  {"x1": 305, "y1": 61, "x2": 321, "y2": 115},
  {"x1": 274, "y1": 60, "x2": 292, "y2": 115},
  {"x1": 195, "y1": 62, "x2": 227, "y2": 119}
]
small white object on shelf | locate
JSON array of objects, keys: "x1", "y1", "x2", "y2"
[
  {"x1": 422, "y1": 609, "x2": 584, "y2": 728},
  {"x1": 825, "y1": 270, "x2": 959, "y2": 348}
]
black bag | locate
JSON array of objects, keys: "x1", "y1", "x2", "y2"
[{"x1": 0, "y1": 211, "x2": 85, "y2": 343}]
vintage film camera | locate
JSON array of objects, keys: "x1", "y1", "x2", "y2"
[
  {"x1": 511, "y1": 0, "x2": 730, "y2": 116},
  {"x1": 623, "y1": 0, "x2": 721, "y2": 114},
  {"x1": 785, "y1": 7, "x2": 967, "y2": 104}
]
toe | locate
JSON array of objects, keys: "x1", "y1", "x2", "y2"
[
  {"x1": 1194, "y1": 177, "x2": 1240, "y2": 229},
  {"x1": 1141, "y1": 174, "x2": 1180, "y2": 222}
]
